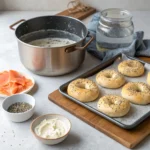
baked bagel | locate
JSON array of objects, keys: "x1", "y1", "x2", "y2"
[
  {"x1": 67, "y1": 78, "x2": 99, "y2": 102},
  {"x1": 147, "y1": 72, "x2": 150, "y2": 85},
  {"x1": 96, "y1": 69, "x2": 125, "y2": 89},
  {"x1": 97, "y1": 95, "x2": 130, "y2": 117},
  {"x1": 121, "y1": 82, "x2": 150, "y2": 105},
  {"x1": 118, "y1": 60, "x2": 144, "y2": 77}
]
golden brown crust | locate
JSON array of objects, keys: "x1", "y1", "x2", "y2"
[
  {"x1": 96, "y1": 69, "x2": 125, "y2": 89},
  {"x1": 67, "y1": 78, "x2": 99, "y2": 102},
  {"x1": 121, "y1": 82, "x2": 150, "y2": 105},
  {"x1": 97, "y1": 95, "x2": 130, "y2": 117},
  {"x1": 118, "y1": 60, "x2": 144, "y2": 77},
  {"x1": 147, "y1": 72, "x2": 150, "y2": 85}
]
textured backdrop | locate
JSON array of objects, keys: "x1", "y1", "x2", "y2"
[{"x1": 1, "y1": 0, "x2": 150, "y2": 11}]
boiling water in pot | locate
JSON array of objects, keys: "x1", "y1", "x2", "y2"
[
  {"x1": 20, "y1": 29, "x2": 82, "y2": 48},
  {"x1": 29, "y1": 38, "x2": 76, "y2": 47}
]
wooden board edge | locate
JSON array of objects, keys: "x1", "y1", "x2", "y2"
[{"x1": 56, "y1": 7, "x2": 96, "y2": 20}]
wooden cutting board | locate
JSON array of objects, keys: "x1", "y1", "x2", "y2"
[
  {"x1": 48, "y1": 58, "x2": 150, "y2": 149},
  {"x1": 48, "y1": 89, "x2": 150, "y2": 149},
  {"x1": 56, "y1": 7, "x2": 96, "y2": 20}
]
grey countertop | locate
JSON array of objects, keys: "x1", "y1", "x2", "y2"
[{"x1": 0, "y1": 11, "x2": 150, "y2": 150}]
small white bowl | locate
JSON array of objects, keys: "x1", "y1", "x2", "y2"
[
  {"x1": 2, "y1": 94, "x2": 35, "y2": 122},
  {"x1": 30, "y1": 114, "x2": 71, "y2": 145}
]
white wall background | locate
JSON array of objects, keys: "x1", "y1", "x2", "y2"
[
  {"x1": 84, "y1": 0, "x2": 150, "y2": 11},
  {"x1": 0, "y1": 0, "x2": 4, "y2": 10},
  {"x1": 0, "y1": 0, "x2": 70, "y2": 10},
  {"x1": 0, "y1": 0, "x2": 150, "y2": 11}
]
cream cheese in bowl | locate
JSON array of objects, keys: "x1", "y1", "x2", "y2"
[
  {"x1": 35, "y1": 118, "x2": 66, "y2": 139},
  {"x1": 31, "y1": 114, "x2": 71, "y2": 145}
]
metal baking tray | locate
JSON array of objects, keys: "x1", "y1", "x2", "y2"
[{"x1": 59, "y1": 54, "x2": 150, "y2": 129}]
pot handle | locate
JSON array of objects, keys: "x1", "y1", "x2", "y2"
[
  {"x1": 9, "y1": 19, "x2": 26, "y2": 30},
  {"x1": 65, "y1": 32, "x2": 94, "y2": 53}
]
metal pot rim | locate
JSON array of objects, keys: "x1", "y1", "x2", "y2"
[{"x1": 15, "y1": 15, "x2": 88, "y2": 49}]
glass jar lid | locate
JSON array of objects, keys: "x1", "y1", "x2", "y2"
[
  {"x1": 101, "y1": 8, "x2": 132, "y2": 21},
  {"x1": 100, "y1": 8, "x2": 133, "y2": 27}
]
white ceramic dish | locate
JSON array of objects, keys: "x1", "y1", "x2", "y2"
[
  {"x1": 30, "y1": 114, "x2": 71, "y2": 145},
  {"x1": 2, "y1": 94, "x2": 35, "y2": 122},
  {"x1": 0, "y1": 71, "x2": 35, "y2": 98}
]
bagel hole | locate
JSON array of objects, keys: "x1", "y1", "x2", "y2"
[
  {"x1": 106, "y1": 99, "x2": 113, "y2": 105},
  {"x1": 108, "y1": 101, "x2": 113, "y2": 105},
  {"x1": 127, "y1": 64, "x2": 132, "y2": 67},
  {"x1": 133, "y1": 86, "x2": 141, "y2": 92},
  {"x1": 105, "y1": 74, "x2": 112, "y2": 78},
  {"x1": 135, "y1": 88, "x2": 141, "y2": 92},
  {"x1": 77, "y1": 83, "x2": 85, "y2": 89},
  {"x1": 127, "y1": 62, "x2": 134, "y2": 67}
]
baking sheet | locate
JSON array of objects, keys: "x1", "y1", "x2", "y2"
[
  {"x1": 59, "y1": 54, "x2": 150, "y2": 129},
  {"x1": 87, "y1": 54, "x2": 150, "y2": 126}
]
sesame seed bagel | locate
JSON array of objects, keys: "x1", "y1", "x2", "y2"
[
  {"x1": 67, "y1": 78, "x2": 99, "y2": 102},
  {"x1": 147, "y1": 72, "x2": 150, "y2": 85},
  {"x1": 118, "y1": 60, "x2": 144, "y2": 77},
  {"x1": 96, "y1": 69, "x2": 125, "y2": 89},
  {"x1": 97, "y1": 95, "x2": 130, "y2": 117},
  {"x1": 121, "y1": 82, "x2": 150, "y2": 105}
]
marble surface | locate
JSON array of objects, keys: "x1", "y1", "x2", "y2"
[{"x1": 0, "y1": 11, "x2": 150, "y2": 150}]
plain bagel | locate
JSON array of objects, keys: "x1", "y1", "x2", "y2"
[
  {"x1": 147, "y1": 72, "x2": 150, "y2": 85},
  {"x1": 118, "y1": 60, "x2": 144, "y2": 77},
  {"x1": 121, "y1": 82, "x2": 150, "y2": 105},
  {"x1": 67, "y1": 78, "x2": 99, "y2": 102},
  {"x1": 97, "y1": 95, "x2": 130, "y2": 117},
  {"x1": 96, "y1": 69, "x2": 125, "y2": 89}
]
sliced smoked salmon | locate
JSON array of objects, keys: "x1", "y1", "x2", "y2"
[
  {"x1": 9, "y1": 82, "x2": 19, "y2": 94},
  {"x1": 0, "y1": 84, "x2": 10, "y2": 96},
  {"x1": 0, "y1": 70, "x2": 33, "y2": 96},
  {"x1": 9, "y1": 70, "x2": 26, "y2": 86},
  {"x1": 0, "y1": 71, "x2": 9, "y2": 87}
]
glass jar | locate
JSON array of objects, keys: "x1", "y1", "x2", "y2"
[{"x1": 96, "y1": 8, "x2": 134, "y2": 51}]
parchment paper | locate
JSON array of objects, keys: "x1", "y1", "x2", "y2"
[{"x1": 86, "y1": 54, "x2": 150, "y2": 126}]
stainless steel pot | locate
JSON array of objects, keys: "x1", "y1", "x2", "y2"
[{"x1": 10, "y1": 16, "x2": 93, "y2": 76}]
